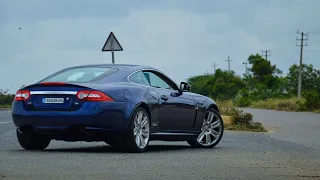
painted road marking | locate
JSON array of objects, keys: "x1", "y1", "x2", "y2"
[{"x1": 0, "y1": 121, "x2": 12, "y2": 125}]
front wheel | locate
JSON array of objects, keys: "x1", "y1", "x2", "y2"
[
  {"x1": 188, "y1": 108, "x2": 224, "y2": 148},
  {"x1": 16, "y1": 129, "x2": 51, "y2": 150}
]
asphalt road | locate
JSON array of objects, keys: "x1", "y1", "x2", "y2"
[
  {"x1": 0, "y1": 110, "x2": 14, "y2": 136},
  {"x1": 243, "y1": 108, "x2": 320, "y2": 150},
  {"x1": 0, "y1": 109, "x2": 319, "y2": 180}
]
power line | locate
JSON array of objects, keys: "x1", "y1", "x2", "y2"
[
  {"x1": 296, "y1": 30, "x2": 309, "y2": 98},
  {"x1": 212, "y1": 62, "x2": 218, "y2": 73},
  {"x1": 262, "y1": 49, "x2": 271, "y2": 60},
  {"x1": 243, "y1": 61, "x2": 249, "y2": 74},
  {"x1": 225, "y1": 56, "x2": 233, "y2": 72}
]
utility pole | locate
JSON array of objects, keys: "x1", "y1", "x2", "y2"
[
  {"x1": 296, "y1": 30, "x2": 309, "y2": 98},
  {"x1": 212, "y1": 62, "x2": 218, "y2": 73},
  {"x1": 243, "y1": 61, "x2": 249, "y2": 74},
  {"x1": 262, "y1": 50, "x2": 271, "y2": 60},
  {"x1": 225, "y1": 56, "x2": 233, "y2": 72}
]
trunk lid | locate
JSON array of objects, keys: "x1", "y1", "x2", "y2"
[{"x1": 22, "y1": 82, "x2": 95, "y2": 111}]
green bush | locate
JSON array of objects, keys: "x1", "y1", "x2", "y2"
[
  {"x1": 224, "y1": 108, "x2": 266, "y2": 132},
  {"x1": 217, "y1": 100, "x2": 254, "y2": 125},
  {"x1": 248, "y1": 122, "x2": 266, "y2": 132},
  {"x1": 0, "y1": 94, "x2": 14, "y2": 106},
  {"x1": 230, "y1": 108, "x2": 253, "y2": 125},
  {"x1": 217, "y1": 100, "x2": 266, "y2": 132},
  {"x1": 234, "y1": 96, "x2": 251, "y2": 107},
  {"x1": 226, "y1": 122, "x2": 267, "y2": 132},
  {"x1": 188, "y1": 69, "x2": 245, "y2": 101},
  {"x1": 302, "y1": 90, "x2": 320, "y2": 110}
]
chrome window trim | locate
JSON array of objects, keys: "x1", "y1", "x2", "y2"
[
  {"x1": 127, "y1": 68, "x2": 179, "y2": 91},
  {"x1": 30, "y1": 91, "x2": 77, "y2": 95}
]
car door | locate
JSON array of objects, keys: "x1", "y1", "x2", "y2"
[{"x1": 142, "y1": 70, "x2": 196, "y2": 131}]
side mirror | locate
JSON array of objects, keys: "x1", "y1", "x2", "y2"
[{"x1": 179, "y1": 82, "x2": 191, "y2": 92}]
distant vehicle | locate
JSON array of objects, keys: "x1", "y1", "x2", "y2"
[{"x1": 11, "y1": 64, "x2": 224, "y2": 152}]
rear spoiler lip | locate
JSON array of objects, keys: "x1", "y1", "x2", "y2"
[{"x1": 20, "y1": 82, "x2": 97, "y2": 90}]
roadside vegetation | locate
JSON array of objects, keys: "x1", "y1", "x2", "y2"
[
  {"x1": 188, "y1": 53, "x2": 320, "y2": 113},
  {"x1": 217, "y1": 100, "x2": 267, "y2": 132},
  {"x1": 0, "y1": 94, "x2": 14, "y2": 109},
  {"x1": 250, "y1": 98, "x2": 305, "y2": 112},
  {"x1": 0, "y1": 104, "x2": 11, "y2": 108}
]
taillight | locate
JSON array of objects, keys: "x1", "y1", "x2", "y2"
[
  {"x1": 40, "y1": 82, "x2": 66, "y2": 85},
  {"x1": 76, "y1": 90, "x2": 114, "y2": 102},
  {"x1": 14, "y1": 90, "x2": 31, "y2": 101}
]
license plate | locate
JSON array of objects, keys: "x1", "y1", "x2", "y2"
[{"x1": 42, "y1": 98, "x2": 64, "y2": 104}]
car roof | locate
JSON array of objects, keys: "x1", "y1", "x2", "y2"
[
  {"x1": 38, "y1": 63, "x2": 180, "y2": 89},
  {"x1": 69, "y1": 64, "x2": 154, "y2": 71},
  {"x1": 68, "y1": 64, "x2": 178, "y2": 87}
]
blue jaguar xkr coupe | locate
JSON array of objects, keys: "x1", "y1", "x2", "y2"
[{"x1": 12, "y1": 64, "x2": 224, "y2": 152}]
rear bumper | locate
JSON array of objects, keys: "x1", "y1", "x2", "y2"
[{"x1": 12, "y1": 101, "x2": 135, "y2": 134}]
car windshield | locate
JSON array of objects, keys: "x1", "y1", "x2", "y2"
[{"x1": 41, "y1": 67, "x2": 118, "y2": 83}]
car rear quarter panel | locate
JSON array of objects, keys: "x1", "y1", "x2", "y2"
[{"x1": 94, "y1": 83, "x2": 159, "y2": 125}]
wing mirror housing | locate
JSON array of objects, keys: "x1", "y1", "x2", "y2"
[{"x1": 179, "y1": 82, "x2": 191, "y2": 92}]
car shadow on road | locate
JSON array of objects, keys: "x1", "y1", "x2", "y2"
[
  {"x1": 12, "y1": 144, "x2": 223, "y2": 153},
  {"x1": 47, "y1": 144, "x2": 192, "y2": 153}
]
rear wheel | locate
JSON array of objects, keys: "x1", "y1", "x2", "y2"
[
  {"x1": 119, "y1": 107, "x2": 150, "y2": 153},
  {"x1": 188, "y1": 108, "x2": 224, "y2": 148},
  {"x1": 16, "y1": 129, "x2": 51, "y2": 150}
]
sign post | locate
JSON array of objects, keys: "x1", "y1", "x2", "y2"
[{"x1": 102, "y1": 32, "x2": 123, "y2": 64}]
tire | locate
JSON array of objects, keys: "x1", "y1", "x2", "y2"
[
  {"x1": 16, "y1": 129, "x2": 51, "y2": 150},
  {"x1": 188, "y1": 108, "x2": 224, "y2": 148},
  {"x1": 119, "y1": 107, "x2": 151, "y2": 153}
]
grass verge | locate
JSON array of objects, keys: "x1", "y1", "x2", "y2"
[
  {"x1": 0, "y1": 104, "x2": 11, "y2": 109},
  {"x1": 314, "y1": 109, "x2": 320, "y2": 113},
  {"x1": 217, "y1": 97, "x2": 320, "y2": 114},
  {"x1": 250, "y1": 98, "x2": 305, "y2": 112},
  {"x1": 216, "y1": 100, "x2": 234, "y2": 115}
]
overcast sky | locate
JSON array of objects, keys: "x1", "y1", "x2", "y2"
[{"x1": 1, "y1": 0, "x2": 320, "y2": 93}]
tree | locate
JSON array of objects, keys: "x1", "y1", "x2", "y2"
[
  {"x1": 187, "y1": 74, "x2": 213, "y2": 96},
  {"x1": 237, "y1": 54, "x2": 288, "y2": 101},
  {"x1": 209, "y1": 69, "x2": 245, "y2": 100},
  {"x1": 187, "y1": 69, "x2": 245, "y2": 100},
  {"x1": 0, "y1": 94, "x2": 14, "y2": 105},
  {"x1": 247, "y1": 54, "x2": 282, "y2": 84},
  {"x1": 286, "y1": 63, "x2": 320, "y2": 95}
]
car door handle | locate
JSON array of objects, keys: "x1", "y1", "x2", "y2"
[{"x1": 160, "y1": 95, "x2": 168, "y2": 101}]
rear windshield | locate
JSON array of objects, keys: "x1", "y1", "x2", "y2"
[{"x1": 41, "y1": 67, "x2": 118, "y2": 83}]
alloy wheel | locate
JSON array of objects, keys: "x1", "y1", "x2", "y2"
[
  {"x1": 197, "y1": 111, "x2": 223, "y2": 146},
  {"x1": 133, "y1": 111, "x2": 150, "y2": 149}
]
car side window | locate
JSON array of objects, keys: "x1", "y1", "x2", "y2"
[
  {"x1": 129, "y1": 71, "x2": 151, "y2": 86},
  {"x1": 142, "y1": 71, "x2": 173, "y2": 89}
]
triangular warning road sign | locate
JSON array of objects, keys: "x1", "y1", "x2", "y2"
[{"x1": 102, "y1": 32, "x2": 123, "y2": 51}]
